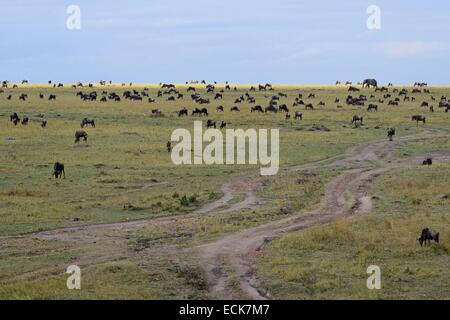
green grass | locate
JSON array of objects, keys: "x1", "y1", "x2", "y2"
[
  {"x1": 1, "y1": 84, "x2": 449, "y2": 299},
  {"x1": 258, "y1": 162, "x2": 450, "y2": 299}
]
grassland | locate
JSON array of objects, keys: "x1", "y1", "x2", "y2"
[{"x1": 0, "y1": 83, "x2": 448, "y2": 299}]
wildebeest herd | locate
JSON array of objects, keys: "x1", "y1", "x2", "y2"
[{"x1": 2, "y1": 79, "x2": 446, "y2": 246}]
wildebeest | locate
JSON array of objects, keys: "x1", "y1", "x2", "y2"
[
  {"x1": 21, "y1": 116, "x2": 29, "y2": 125},
  {"x1": 418, "y1": 228, "x2": 439, "y2": 246},
  {"x1": 294, "y1": 111, "x2": 303, "y2": 120},
  {"x1": 230, "y1": 106, "x2": 240, "y2": 112},
  {"x1": 251, "y1": 105, "x2": 263, "y2": 113},
  {"x1": 41, "y1": 119, "x2": 47, "y2": 128},
  {"x1": 265, "y1": 105, "x2": 278, "y2": 113},
  {"x1": 363, "y1": 78, "x2": 377, "y2": 88},
  {"x1": 279, "y1": 104, "x2": 289, "y2": 112},
  {"x1": 216, "y1": 105, "x2": 224, "y2": 112},
  {"x1": 305, "y1": 103, "x2": 314, "y2": 110},
  {"x1": 387, "y1": 127, "x2": 395, "y2": 141},
  {"x1": 192, "y1": 107, "x2": 208, "y2": 116},
  {"x1": 166, "y1": 141, "x2": 172, "y2": 153},
  {"x1": 48, "y1": 94, "x2": 56, "y2": 100},
  {"x1": 367, "y1": 104, "x2": 378, "y2": 112},
  {"x1": 348, "y1": 86, "x2": 360, "y2": 92},
  {"x1": 75, "y1": 130, "x2": 88, "y2": 143},
  {"x1": 351, "y1": 115, "x2": 363, "y2": 125},
  {"x1": 220, "y1": 121, "x2": 226, "y2": 129},
  {"x1": 422, "y1": 158, "x2": 432, "y2": 165},
  {"x1": 80, "y1": 118, "x2": 95, "y2": 128},
  {"x1": 177, "y1": 107, "x2": 188, "y2": 117},
  {"x1": 411, "y1": 115, "x2": 426, "y2": 125},
  {"x1": 206, "y1": 119, "x2": 216, "y2": 128},
  {"x1": 10, "y1": 112, "x2": 20, "y2": 124},
  {"x1": 53, "y1": 162, "x2": 65, "y2": 179}
]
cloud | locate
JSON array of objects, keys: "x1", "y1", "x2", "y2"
[{"x1": 374, "y1": 41, "x2": 450, "y2": 58}]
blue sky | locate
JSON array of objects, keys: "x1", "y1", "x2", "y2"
[{"x1": 1, "y1": 0, "x2": 449, "y2": 84}]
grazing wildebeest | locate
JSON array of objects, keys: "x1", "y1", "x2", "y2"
[
  {"x1": 41, "y1": 119, "x2": 47, "y2": 128},
  {"x1": 177, "y1": 108, "x2": 188, "y2": 117},
  {"x1": 305, "y1": 104, "x2": 314, "y2": 110},
  {"x1": 348, "y1": 86, "x2": 360, "y2": 92},
  {"x1": 422, "y1": 158, "x2": 432, "y2": 165},
  {"x1": 53, "y1": 162, "x2": 65, "y2": 179},
  {"x1": 351, "y1": 115, "x2": 363, "y2": 125},
  {"x1": 387, "y1": 127, "x2": 395, "y2": 141},
  {"x1": 192, "y1": 107, "x2": 208, "y2": 116},
  {"x1": 251, "y1": 105, "x2": 263, "y2": 113},
  {"x1": 216, "y1": 105, "x2": 224, "y2": 112},
  {"x1": 411, "y1": 115, "x2": 426, "y2": 125},
  {"x1": 166, "y1": 141, "x2": 172, "y2": 153},
  {"x1": 75, "y1": 130, "x2": 88, "y2": 143},
  {"x1": 10, "y1": 112, "x2": 20, "y2": 123},
  {"x1": 367, "y1": 104, "x2": 378, "y2": 112},
  {"x1": 220, "y1": 121, "x2": 226, "y2": 129},
  {"x1": 214, "y1": 93, "x2": 223, "y2": 100},
  {"x1": 363, "y1": 79, "x2": 377, "y2": 88},
  {"x1": 230, "y1": 106, "x2": 240, "y2": 112},
  {"x1": 265, "y1": 105, "x2": 278, "y2": 113},
  {"x1": 206, "y1": 119, "x2": 216, "y2": 128},
  {"x1": 279, "y1": 104, "x2": 289, "y2": 112},
  {"x1": 294, "y1": 111, "x2": 303, "y2": 120},
  {"x1": 285, "y1": 113, "x2": 291, "y2": 120},
  {"x1": 80, "y1": 118, "x2": 95, "y2": 128},
  {"x1": 21, "y1": 116, "x2": 29, "y2": 125},
  {"x1": 48, "y1": 94, "x2": 56, "y2": 100},
  {"x1": 418, "y1": 228, "x2": 439, "y2": 246}
]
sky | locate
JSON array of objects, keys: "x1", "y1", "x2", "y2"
[{"x1": 1, "y1": 0, "x2": 449, "y2": 84}]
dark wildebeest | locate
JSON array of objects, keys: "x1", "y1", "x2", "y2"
[
  {"x1": 10, "y1": 112, "x2": 20, "y2": 124},
  {"x1": 411, "y1": 115, "x2": 426, "y2": 125},
  {"x1": 348, "y1": 86, "x2": 360, "y2": 92},
  {"x1": 192, "y1": 107, "x2": 208, "y2": 116},
  {"x1": 177, "y1": 108, "x2": 188, "y2": 117},
  {"x1": 41, "y1": 119, "x2": 47, "y2": 128},
  {"x1": 351, "y1": 115, "x2": 363, "y2": 125},
  {"x1": 265, "y1": 105, "x2": 278, "y2": 113},
  {"x1": 220, "y1": 121, "x2": 226, "y2": 129},
  {"x1": 363, "y1": 79, "x2": 377, "y2": 88},
  {"x1": 216, "y1": 105, "x2": 224, "y2": 112},
  {"x1": 279, "y1": 104, "x2": 289, "y2": 112},
  {"x1": 367, "y1": 104, "x2": 378, "y2": 112},
  {"x1": 80, "y1": 118, "x2": 95, "y2": 128},
  {"x1": 418, "y1": 228, "x2": 439, "y2": 246},
  {"x1": 75, "y1": 130, "x2": 88, "y2": 143},
  {"x1": 230, "y1": 106, "x2": 240, "y2": 112},
  {"x1": 251, "y1": 105, "x2": 263, "y2": 113},
  {"x1": 21, "y1": 116, "x2": 29, "y2": 125},
  {"x1": 305, "y1": 103, "x2": 314, "y2": 110},
  {"x1": 387, "y1": 127, "x2": 395, "y2": 141},
  {"x1": 53, "y1": 162, "x2": 65, "y2": 179},
  {"x1": 294, "y1": 111, "x2": 303, "y2": 120},
  {"x1": 48, "y1": 94, "x2": 56, "y2": 100},
  {"x1": 422, "y1": 158, "x2": 432, "y2": 165},
  {"x1": 206, "y1": 120, "x2": 216, "y2": 128},
  {"x1": 166, "y1": 141, "x2": 172, "y2": 153}
]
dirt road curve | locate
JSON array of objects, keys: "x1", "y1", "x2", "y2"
[{"x1": 196, "y1": 130, "x2": 450, "y2": 300}]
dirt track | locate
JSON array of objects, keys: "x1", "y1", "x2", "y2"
[
  {"x1": 195, "y1": 130, "x2": 450, "y2": 299},
  {"x1": 4, "y1": 129, "x2": 449, "y2": 298}
]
